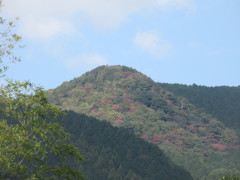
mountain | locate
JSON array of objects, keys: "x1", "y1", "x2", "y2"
[
  {"x1": 54, "y1": 111, "x2": 193, "y2": 180},
  {"x1": 159, "y1": 83, "x2": 240, "y2": 137},
  {"x1": 47, "y1": 65, "x2": 240, "y2": 179}
]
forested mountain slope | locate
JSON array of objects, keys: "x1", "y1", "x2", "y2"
[
  {"x1": 54, "y1": 111, "x2": 193, "y2": 180},
  {"x1": 47, "y1": 65, "x2": 240, "y2": 179},
  {"x1": 159, "y1": 83, "x2": 240, "y2": 136},
  {"x1": 0, "y1": 111, "x2": 193, "y2": 180}
]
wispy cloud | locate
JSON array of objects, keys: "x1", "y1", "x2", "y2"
[
  {"x1": 2, "y1": 0, "x2": 194, "y2": 40},
  {"x1": 155, "y1": 0, "x2": 194, "y2": 10},
  {"x1": 65, "y1": 54, "x2": 107, "y2": 69},
  {"x1": 133, "y1": 31, "x2": 172, "y2": 58}
]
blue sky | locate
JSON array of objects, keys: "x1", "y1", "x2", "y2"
[{"x1": 1, "y1": 0, "x2": 240, "y2": 89}]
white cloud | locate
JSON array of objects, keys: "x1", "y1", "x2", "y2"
[
  {"x1": 134, "y1": 31, "x2": 172, "y2": 58},
  {"x1": 65, "y1": 54, "x2": 107, "y2": 69},
  {"x1": 1, "y1": 0, "x2": 194, "y2": 40},
  {"x1": 19, "y1": 17, "x2": 75, "y2": 40}
]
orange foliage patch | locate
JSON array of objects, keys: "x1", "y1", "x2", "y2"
[
  {"x1": 101, "y1": 98, "x2": 109, "y2": 105},
  {"x1": 112, "y1": 104, "x2": 121, "y2": 110},
  {"x1": 211, "y1": 143, "x2": 226, "y2": 151}
]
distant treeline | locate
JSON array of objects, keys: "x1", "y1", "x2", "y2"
[{"x1": 159, "y1": 83, "x2": 240, "y2": 137}]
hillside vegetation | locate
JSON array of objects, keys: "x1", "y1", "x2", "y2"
[
  {"x1": 159, "y1": 83, "x2": 240, "y2": 137},
  {"x1": 47, "y1": 65, "x2": 240, "y2": 179}
]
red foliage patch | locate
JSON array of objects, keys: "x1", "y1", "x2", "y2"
[
  {"x1": 151, "y1": 141, "x2": 159, "y2": 144},
  {"x1": 81, "y1": 83, "x2": 95, "y2": 91},
  {"x1": 152, "y1": 134, "x2": 164, "y2": 141},
  {"x1": 207, "y1": 135, "x2": 219, "y2": 143},
  {"x1": 123, "y1": 72, "x2": 133, "y2": 78},
  {"x1": 140, "y1": 135, "x2": 148, "y2": 140},
  {"x1": 150, "y1": 134, "x2": 165, "y2": 144}
]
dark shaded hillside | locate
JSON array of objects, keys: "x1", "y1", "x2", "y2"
[
  {"x1": 159, "y1": 83, "x2": 240, "y2": 136},
  {"x1": 47, "y1": 65, "x2": 240, "y2": 179},
  {"x1": 0, "y1": 110, "x2": 192, "y2": 180},
  {"x1": 55, "y1": 111, "x2": 193, "y2": 180}
]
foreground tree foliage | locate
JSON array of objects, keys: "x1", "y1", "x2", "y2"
[
  {"x1": 0, "y1": 2, "x2": 83, "y2": 179},
  {"x1": 0, "y1": 81, "x2": 83, "y2": 179},
  {"x1": 0, "y1": 1, "x2": 21, "y2": 76}
]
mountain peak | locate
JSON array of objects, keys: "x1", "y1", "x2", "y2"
[
  {"x1": 93, "y1": 65, "x2": 137, "y2": 71},
  {"x1": 82, "y1": 65, "x2": 147, "y2": 80},
  {"x1": 57, "y1": 65, "x2": 153, "y2": 93}
]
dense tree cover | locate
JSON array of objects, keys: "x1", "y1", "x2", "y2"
[
  {"x1": 0, "y1": 3, "x2": 83, "y2": 179},
  {"x1": 159, "y1": 83, "x2": 240, "y2": 137},
  {"x1": 47, "y1": 65, "x2": 240, "y2": 179},
  {"x1": 53, "y1": 111, "x2": 193, "y2": 180},
  {"x1": 220, "y1": 175, "x2": 240, "y2": 180}
]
